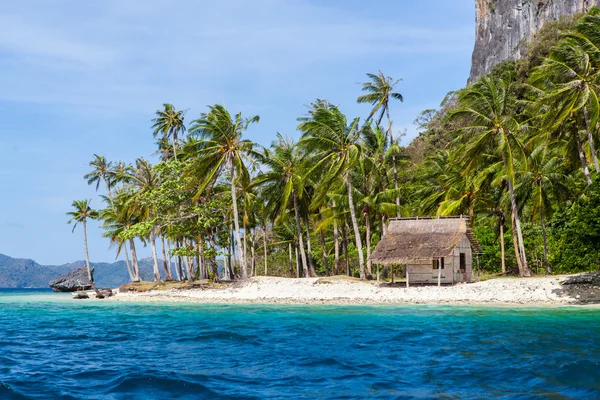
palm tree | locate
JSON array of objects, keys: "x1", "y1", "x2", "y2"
[
  {"x1": 188, "y1": 104, "x2": 259, "y2": 280},
  {"x1": 254, "y1": 134, "x2": 311, "y2": 277},
  {"x1": 67, "y1": 199, "x2": 100, "y2": 285},
  {"x1": 298, "y1": 105, "x2": 367, "y2": 279},
  {"x1": 84, "y1": 154, "x2": 115, "y2": 196},
  {"x1": 357, "y1": 71, "x2": 404, "y2": 209},
  {"x1": 151, "y1": 103, "x2": 187, "y2": 160},
  {"x1": 530, "y1": 38, "x2": 600, "y2": 183},
  {"x1": 449, "y1": 76, "x2": 532, "y2": 277}
]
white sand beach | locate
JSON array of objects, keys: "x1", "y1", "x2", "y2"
[{"x1": 109, "y1": 275, "x2": 600, "y2": 306}]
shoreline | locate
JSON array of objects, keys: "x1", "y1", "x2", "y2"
[{"x1": 106, "y1": 275, "x2": 600, "y2": 307}]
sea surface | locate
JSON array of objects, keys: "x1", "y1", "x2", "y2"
[{"x1": 0, "y1": 289, "x2": 599, "y2": 399}]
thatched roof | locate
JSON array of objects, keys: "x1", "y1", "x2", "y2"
[{"x1": 369, "y1": 217, "x2": 482, "y2": 264}]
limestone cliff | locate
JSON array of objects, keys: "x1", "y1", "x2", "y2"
[{"x1": 469, "y1": 0, "x2": 600, "y2": 82}]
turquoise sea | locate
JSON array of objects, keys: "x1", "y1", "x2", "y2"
[{"x1": 0, "y1": 289, "x2": 599, "y2": 399}]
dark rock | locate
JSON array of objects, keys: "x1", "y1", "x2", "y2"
[
  {"x1": 99, "y1": 288, "x2": 113, "y2": 298},
  {"x1": 49, "y1": 267, "x2": 93, "y2": 292},
  {"x1": 561, "y1": 272, "x2": 600, "y2": 286},
  {"x1": 72, "y1": 291, "x2": 89, "y2": 299},
  {"x1": 469, "y1": 0, "x2": 600, "y2": 83}
]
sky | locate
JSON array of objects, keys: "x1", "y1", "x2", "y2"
[{"x1": 0, "y1": 0, "x2": 475, "y2": 265}]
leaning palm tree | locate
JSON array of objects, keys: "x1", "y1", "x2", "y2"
[
  {"x1": 151, "y1": 103, "x2": 187, "y2": 160},
  {"x1": 357, "y1": 71, "x2": 404, "y2": 208},
  {"x1": 298, "y1": 105, "x2": 367, "y2": 280},
  {"x1": 449, "y1": 76, "x2": 532, "y2": 277},
  {"x1": 188, "y1": 104, "x2": 259, "y2": 280},
  {"x1": 67, "y1": 199, "x2": 100, "y2": 285},
  {"x1": 84, "y1": 154, "x2": 115, "y2": 196}
]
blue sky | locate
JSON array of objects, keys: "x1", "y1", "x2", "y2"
[{"x1": 0, "y1": 0, "x2": 474, "y2": 265}]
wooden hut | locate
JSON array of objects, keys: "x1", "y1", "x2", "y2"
[{"x1": 369, "y1": 216, "x2": 482, "y2": 286}]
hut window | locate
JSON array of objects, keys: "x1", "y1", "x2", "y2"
[
  {"x1": 460, "y1": 253, "x2": 466, "y2": 271},
  {"x1": 432, "y1": 258, "x2": 444, "y2": 270}
]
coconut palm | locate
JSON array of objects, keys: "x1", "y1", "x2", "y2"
[
  {"x1": 298, "y1": 105, "x2": 367, "y2": 280},
  {"x1": 449, "y1": 76, "x2": 532, "y2": 277},
  {"x1": 67, "y1": 199, "x2": 100, "y2": 284},
  {"x1": 151, "y1": 103, "x2": 187, "y2": 160},
  {"x1": 84, "y1": 154, "x2": 115, "y2": 196},
  {"x1": 188, "y1": 104, "x2": 260, "y2": 280},
  {"x1": 254, "y1": 134, "x2": 312, "y2": 277},
  {"x1": 357, "y1": 71, "x2": 404, "y2": 208}
]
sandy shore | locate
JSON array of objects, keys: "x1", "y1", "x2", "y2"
[{"x1": 108, "y1": 275, "x2": 600, "y2": 306}]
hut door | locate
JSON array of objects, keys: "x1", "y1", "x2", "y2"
[{"x1": 459, "y1": 253, "x2": 466, "y2": 282}]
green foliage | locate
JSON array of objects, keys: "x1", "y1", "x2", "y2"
[{"x1": 550, "y1": 179, "x2": 600, "y2": 272}]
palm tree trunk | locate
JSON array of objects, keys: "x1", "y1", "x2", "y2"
[
  {"x1": 123, "y1": 241, "x2": 134, "y2": 282},
  {"x1": 129, "y1": 239, "x2": 141, "y2": 282},
  {"x1": 149, "y1": 230, "x2": 162, "y2": 282},
  {"x1": 292, "y1": 191, "x2": 309, "y2": 278},
  {"x1": 541, "y1": 207, "x2": 551, "y2": 275},
  {"x1": 500, "y1": 220, "x2": 506, "y2": 274},
  {"x1": 224, "y1": 237, "x2": 232, "y2": 281},
  {"x1": 295, "y1": 243, "x2": 300, "y2": 278},
  {"x1": 343, "y1": 223, "x2": 350, "y2": 276},
  {"x1": 508, "y1": 179, "x2": 531, "y2": 277},
  {"x1": 346, "y1": 175, "x2": 366, "y2": 280},
  {"x1": 304, "y1": 215, "x2": 317, "y2": 277},
  {"x1": 251, "y1": 229, "x2": 256, "y2": 277},
  {"x1": 288, "y1": 242, "x2": 293, "y2": 277},
  {"x1": 386, "y1": 107, "x2": 401, "y2": 214},
  {"x1": 333, "y1": 212, "x2": 340, "y2": 275},
  {"x1": 510, "y1": 211, "x2": 524, "y2": 275},
  {"x1": 167, "y1": 240, "x2": 178, "y2": 281},
  {"x1": 263, "y1": 224, "x2": 268, "y2": 276},
  {"x1": 583, "y1": 106, "x2": 600, "y2": 173},
  {"x1": 161, "y1": 235, "x2": 172, "y2": 280},
  {"x1": 230, "y1": 160, "x2": 248, "y2": 279},
  {"x1": 508, "y1": 179, "x2": 530, "y2": 277},
  {"x1": 365, "y1": 212, "x2": 372, "y2": 277},
  {"x1": 82, "y1": 220, "x2": 93, "y2": 283},
  {"x1": 319, "y1": 229, "x2": 330, "y2": 276},
  {"x1": 243, "y1": 219, "x2": 248, "y2": 276},
  {"x1": 576, "y1": 133, "x2": 593, "y2": 185}
]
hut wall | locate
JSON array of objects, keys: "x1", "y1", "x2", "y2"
[
  {"x1": 406, "y1": 257, "x2": 454, "y2": 284},
  {"x1": 452, "y1": 237, "x2": 473, "y2": 283}
]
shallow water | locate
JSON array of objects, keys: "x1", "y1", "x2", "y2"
[{"x1": 0, "y1": 289, "x2": 599, "y2": 399}]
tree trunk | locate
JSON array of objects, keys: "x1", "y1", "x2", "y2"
[
  {"x1": 251, "y1": 229, "x2": 256, "y2": 277},
  {"x1": 342, "y1": 223, "x2": 350, "y2": 276},
  {"x1": 167, "y1": 239, "x2": 178, "y2": 281},
  {"x1": 288, "y1": 242, "x2": 293, "y2": 277},
  {"x1": 511, "y1": 212, "x2": 524, "y2": 275},
  {"x1": 209, "y1": 233, "x2": 220, "y2": 282},
  {"x1": 263, "y1": 224, "x2": 268, "y2": 276},
  {"x1": 386, "y1": 107, "x2": 401, "y2": 215},
  {"x1": 346, "y1": 175, "x2": 366, "y2": 279},
  {"x1": 333, "y1": 212, "x2": 340, "y2": 276},
  {"x1": 295, "y1": 243, "x2": 300, "y2": 279},
  {"x1": 541, "y1": 207, "x2": 551, "y2": 275},
  {"x1": 161, "y1": 235, "x2": 173, "y2": 280},
  {"x1": 82, "y1": 220, "x2": 93, "y2": 283},
  {"x1": 508, "y1": 179, "x2": 530, "y2": 277},
  {"x1": 230, "y1": 159, "x2": 248, "y2": 279},
  {"x1": 149, "y1": 230, "x2": 162, "y2": 282},
  {"x1": 576, "y1": 133, "x2": 593, "y2": 185},
  {"x1": 319, "y1": 229, "x2": 330, "y2": 276},
  {"x1": 224, "y1": 237, "x2": 232, "y2": 281},
  {"x1": 500, "y1": 219, "x2": 506, "y2": 274},
  {"x1": 365, "y1": 212, "x2": 372, "y2": 277},
  {"x1": 129, "y1": 239, "x2": 141, "y2": 282},
  {"x1": 304, "y1": 215, "x2": 317, "y2": 277},
  {"x1": 292, "y1": 191, "x2": 309, "y2": 278},
  {"x1": 123, "y1": 241, "x2": 134, "y2": 282},
  {"x1": 583, "y1": 106, "x2": 600, "y2": 173}
]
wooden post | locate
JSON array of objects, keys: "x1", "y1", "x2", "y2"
[
  {"x1": 476, "y1": 254, "x2": 480, "y2": 280},
  {"x1": 377, "y1": 264, "x2": 380, "y2": 283},
  {"x1": 437, "y1": 259, "x2": 442, "y2": 287},
  {"x1": 406, "y1": 267, "x2": 409, "y2": 288},
  {"x1": 391, "y1": 265, "x2": 394, "y2": 284}
]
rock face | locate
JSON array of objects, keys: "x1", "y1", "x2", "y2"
[
  {"x1": 48, "y1": 267, "x2": 93, "y2": 292},
  {"x1": 469, "y1": 0, "x2": 600, "y2": 82}
]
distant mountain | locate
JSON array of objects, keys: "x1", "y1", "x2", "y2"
[{"x1": 0, "y1": 254, "x2": 159, "y2": 288}]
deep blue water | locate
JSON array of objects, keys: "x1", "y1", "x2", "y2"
[{"x1": 0, "y1": 289, "x2": 599, "y2": 399}]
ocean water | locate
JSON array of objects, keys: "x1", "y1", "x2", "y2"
[{"x1": 0, "y1": 289, "x2": 599, "y2": 399}]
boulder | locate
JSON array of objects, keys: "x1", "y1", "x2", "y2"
[
  {"x1": 49, "y1": 266, "x2": 93, "y2": 292},
  {"x1": 72, "y1": 291, "x2": 89, "y2": 299},
  {"x1": 99, "y1": 288, "x2": 113, "y2": 298}
]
